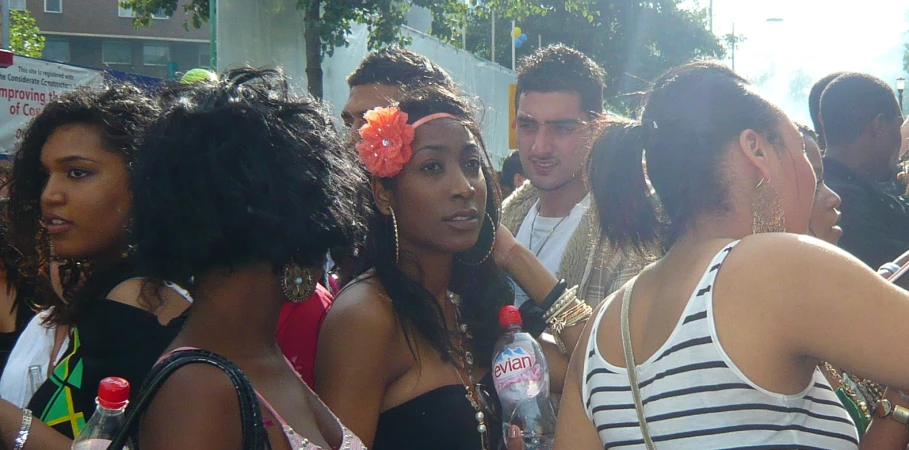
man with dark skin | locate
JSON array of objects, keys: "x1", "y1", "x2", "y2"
[{"x1": 820, "y1": 72, "x2": 909, "y2": 269}]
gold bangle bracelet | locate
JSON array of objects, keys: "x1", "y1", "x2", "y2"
[{"x1": 878, "y1": 399, "x2": 894, "y2": 418}]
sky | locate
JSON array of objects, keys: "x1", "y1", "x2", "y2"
[{"x1": 686, "y1": 0, "x2": 909, "y2": 124}]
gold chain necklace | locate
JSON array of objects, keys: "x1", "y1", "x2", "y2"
[
  {"x1": 528, "y1": 206, "x2": 570, "y2": 258},
  {"x1": 447, "y1": 291, "x2": 488, "y2": 450}
]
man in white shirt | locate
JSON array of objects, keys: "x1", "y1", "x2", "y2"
[{"x1": 502, "y1": 44, "x2": 641, "y2": 307}]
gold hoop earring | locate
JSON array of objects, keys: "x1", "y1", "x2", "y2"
[
  {"x1": 752, "y1": 178, "x2": 786, "y2": 233},
  {"x1": 389, "y1": 207, "x2": 400, "y2": 264},
  {"x1": 456, "y1": 213, "x2": 496, "y2": 266},
  {"x1": 281, "y1": 263, "x2": 315, "y2": 303}
]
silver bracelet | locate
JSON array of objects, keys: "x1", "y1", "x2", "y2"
[
  {"x1": 879, "y1": 262, "x2": 902, "y2": 276},
  {"x1": 12, "y1": 408, "x2": 32, "y2": 450}
]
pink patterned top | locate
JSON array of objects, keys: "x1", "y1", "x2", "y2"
[{"x1": 163, "y1": 347, "x2": 366, "y2": 450}]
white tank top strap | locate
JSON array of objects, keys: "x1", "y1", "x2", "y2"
[{"x1": 581, "y1": 279, "x2": 628, "y2": 422}]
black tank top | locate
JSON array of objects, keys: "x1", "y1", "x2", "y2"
[{"x1": 372, "y1": 372, "x2": 503, "y2": 450}]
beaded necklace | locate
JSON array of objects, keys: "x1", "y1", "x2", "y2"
[{"x1": 447, "y1": 291, "x2": 488, "y2": 450}]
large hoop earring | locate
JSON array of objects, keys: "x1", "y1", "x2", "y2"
[
  {"x1": 455, "y1": 212, "x2": 496, "y2": 266},
  {"x1": 752, "y1": 177, "x2": 786, "y2": 233},
  {"x1": 389, "y1": 207, "x2": 400, "y2": 264},
  {"x1": 281, "y1": 263, "x2": 315, "y2": 303}
]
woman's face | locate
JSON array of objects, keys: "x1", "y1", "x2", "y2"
[
  {"x1": 804, "y1": 133, "x2": 842, "y2": 244},
  {"x1": 773, "y1": 119, "x2": 817, "y2": 235},
  {"x1": 382, "y1": 118, "x2": 488, "y2": 258},
  {"x1": 40, "y1": 123, "x2": 132, "y2": 260}
]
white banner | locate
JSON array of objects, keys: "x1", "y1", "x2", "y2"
[{"x1": 0, "y1": 56, "x2": 103, "y2": 155}]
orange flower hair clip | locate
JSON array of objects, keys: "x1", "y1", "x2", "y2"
[{"x1": 356, "y1": 106, "x2": 458, "y2": 178}]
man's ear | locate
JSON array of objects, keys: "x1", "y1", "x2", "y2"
[
  {"x1": 371, "y1": 176, "x2": 395, "y2": 216},
  {"x1": 737, "y1": 128, "x2": 774, "y2": 183}
]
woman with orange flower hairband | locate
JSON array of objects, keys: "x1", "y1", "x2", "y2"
[{"x1": 316, "y1": 86, "x2": 580, "y2": 450}]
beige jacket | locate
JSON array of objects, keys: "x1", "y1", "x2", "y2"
[{"x1": 501, "y1": 181, "x2": 643, "y2": 306}]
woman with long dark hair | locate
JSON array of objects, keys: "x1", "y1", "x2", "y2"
[
  {"x1": 130, "y1": 68, "x2": 366, "y2": 449},
  {"x1": 0, "y1": 83, "x2": 191, "y2": 449},
  {"x1": 553, "y1": 61, "x2": 909, "y2": 449},
  {"x1": 316, "y1": 86, "x2": 588, "y2": 450}
]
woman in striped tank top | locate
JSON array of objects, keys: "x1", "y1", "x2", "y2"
[{"x1": 552, "y1": 61, "x2": 909, "y2": 450}]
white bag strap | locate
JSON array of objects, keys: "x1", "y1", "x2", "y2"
[{"x1": 620, "y1": 277, "x2": 656, "y2": 449}]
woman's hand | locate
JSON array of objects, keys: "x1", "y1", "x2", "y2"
[{"x1": 505, "y1": 425, "x2": 525, "y2": 450}]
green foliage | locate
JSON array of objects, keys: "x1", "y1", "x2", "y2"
[
  {"x1": 123, "y1": 0, "x2": 721, "y2": 105},
  {"x1": 467, "y1": 0, "x2": 723, "y2": 113},
  {"x1": 119, "y1": 0, "x2": 208, "y2": 30},
  {"x1": 788, "y1": 69, "x2": 812, "y2": 105},
  {"x1": 9, "y1": 9, "x2": 44, "y2": 58},
  {"x1": 904, "y1": 43, "x2": 909, "y2": 74}
]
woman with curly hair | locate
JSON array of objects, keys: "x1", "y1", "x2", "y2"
[
  {"x1": 0, "y1": 82, "x2": 191, "y2": 449},
  {"x1": 129, "y1": 68, "x2": 366, "y2": 449}
]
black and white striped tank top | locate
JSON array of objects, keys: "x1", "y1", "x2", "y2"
[{"x1": 583, "y1": 241, "x2": 859, "y2": 449}]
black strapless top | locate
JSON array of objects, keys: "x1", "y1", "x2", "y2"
[{"x1": 373, "y1": 372, "x2": 503, "y2": 450}]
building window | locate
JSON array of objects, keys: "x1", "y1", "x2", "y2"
[
  {"x1": 10, "y1": 0, "x2": 26, "y2": 11},
  {"x1": 198, "y1": 47, "x2": 211, "y2": 68},
  {"x1": 119, "y1": 3, "x2": 165, "y2": 19},
  {"x1": 143, "y1": 43, "x2": 169, "y2": 66},
  {"x1": 118, "y1": 2, "x2": 134, "y2": 17},
  {"x1": 42, "y1": 39, "x2": 70, "y2": 62},
  {"x1": 102, "y1": 41, "x2": 132, "y2": 65},
  {"x1": 44, "y1": 0, "x2": 61, "y2": 13}
]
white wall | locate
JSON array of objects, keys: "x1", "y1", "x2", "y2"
[{"x1": 216, "y1": 1, "x2": 516, "y2": 165}]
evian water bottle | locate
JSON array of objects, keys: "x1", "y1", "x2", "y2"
[
  {"x1": 491, "y1": 306, "x2": 556, "y2": 450},
  {"x1": 72, "y1": 377, "x2": 131, "y2": 450}
]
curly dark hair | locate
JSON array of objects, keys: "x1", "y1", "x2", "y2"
[
  {"x1": 6, "y1": 82, "x2": 160, "y2": 326},
  {"x1": 516, "y1": 44, "x2": 606, "y2": 116},
  {"x1": 0, "y1": 164, "x2": 37, "y2": 316},
  {"x1": 365, "y1": 86, "x2": 513, "y2": 367},
  {"x1": 131, "y1": 68, "x2": 365, "y2": 283},
  {"x1": 347, "y1": 47, "x2": 457, "y2": 92}
]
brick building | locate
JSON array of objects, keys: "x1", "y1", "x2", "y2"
[{"x1": 14, "y1": 0, "x2": 210, "y2": 78}]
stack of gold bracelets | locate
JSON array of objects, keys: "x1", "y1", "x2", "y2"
[{"x1": 543, "y1": 284, "x2": 592, "y2": 353}]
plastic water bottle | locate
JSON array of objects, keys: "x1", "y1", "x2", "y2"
[
  {"x1": 491, "y1": 306, "x2": 556, "y2": 450},
  {"x1": 72, "y1": 377, "x2": 131, "y2": 450}
]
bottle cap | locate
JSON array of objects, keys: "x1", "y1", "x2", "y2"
[
  {"x1": 97, "y1": 377, "x2": 130, "y2": 409},
  {"x1": 499, "y1": 305, "x2": 523, "y2": 328}
]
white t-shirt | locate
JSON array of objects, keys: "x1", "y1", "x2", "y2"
[{"x1": 512, "y1": 194, "x2": 590, "y2": 307}]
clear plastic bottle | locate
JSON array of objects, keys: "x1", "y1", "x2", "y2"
[
  {"x1": 71, "y1": 377, "x2": 130, "y2": 450},
  {"x1": 491, "y1": 306, "x2": 556, "y2": 450}
]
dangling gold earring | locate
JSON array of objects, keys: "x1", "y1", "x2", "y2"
[
  {"x1": 389, "y1": 207, "x2": 400, "y2": 264},
  {"x1": 752, "y1": 177, "x2": 786, "y2": 233},
  {"x1": 281, "y1": 263, "x2": 315, "y2": 303},
  {"x1": 120, "y1": 244, "x2": 136, "y2": 259},
  {"x1": 455, "y1": 213, "x2": 496, "y2": 266}
]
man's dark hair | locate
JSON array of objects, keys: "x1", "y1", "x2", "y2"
[
  {"x1": 516, "y1": 44, "x2": 606, "y2": 115},
  {"x1": 809, "y1": 72, "x2": 846, "y2": 143},
  {"x1": 819, "y1": 72, "x2": 901, "y2": 148},
  {"x1": 500, "y1": 151, "x2": 525, "y2": 191},
  {"x1": 347, "y1": 47, "x2": 457, "y2": 91}
]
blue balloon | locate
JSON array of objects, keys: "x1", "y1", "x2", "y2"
[
  {"x1": 514, "y1": 38, "x2": 523, "y2": 48},
  {"x1": 520, "y1": 33, "x2": 528, "y2": 42}
]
